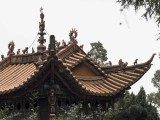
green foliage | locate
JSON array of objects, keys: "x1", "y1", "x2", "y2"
[
  {"x1": 56, "y1": 88, "x2": 159, "y2": 120},
  {"x1": 88, "y1": 41, "x2": 107, "y2": 64},
  {"x1": 136, "y1": 87, "x2": 147, "y2": 107},
  {"x1": 0, "y1": 89, "x2": 159, "y2": 120},
  {"x1": 0, "y1": 91, "x2": 39, "y2": 120},
  {"x1": 7, "y1": 112, "x2": 38, "y2": 120},
  {"x1": 106, "y1": 88, "x2": 160, "y2": 120},
  {"x1": 117, "y1": 0, "x2": 160, "y2": 25},
  {"x1": 57, "y1": 103, "x2": 106, "y2": 120},
  {"x1": 152, "y1": 69, "x2": 160, "y2": 90},
  {"x1": 148, "y1": 69, "x2": 160, "y2": 108},
  {"x1": 0, "y1": 111, "x2": 38, "y2": 120},
  {"x1": 58, "y1": 103, "x2": 89, "y2": 120},
  {"x1": 147, "y1": 91, "x2": 160, "y2": 108}
]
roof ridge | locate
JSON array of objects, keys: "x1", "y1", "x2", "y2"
[
  {"x1": 101, "y1": 54, "x2": 155, "y2": 72},
  {"x1": 0, "y1": 55, "x2": 12, "y2": 70},
  {"x1": 57, "y1": 43, "x2": 75, "y2": 59},
  {"x1": 126, "y1": 53, "x2": 156, "y2": 69}
]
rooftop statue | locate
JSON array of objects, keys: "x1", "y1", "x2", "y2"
[{"x1": 7, "y1": 40, "x2": 15, "y2": 56}]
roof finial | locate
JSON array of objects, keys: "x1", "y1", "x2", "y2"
[
  {"x1": 48, "y1": 35, "x2": 56, "y2": 56},
  {"x1": 69, "y1": 28, "x2": 78, "y2": 44},
  {"x1": 7, "y1": 41, "x2": 15, "y2": 56},
  {"x1": 37, "y1": 7, "x2": 46, "y2": 53},
  {"x1": 40, "y1": 7, "x2": 43, "y2": 13}
]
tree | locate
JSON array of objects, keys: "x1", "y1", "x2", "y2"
[
  {"x1": 117, "y1": 0, "x2": 160, "y2": 26},
  {"x1": 152, "y1": 70, "x2": 160, "y2": 90},
  {"x1": 105, "y1": 88, "x2": 160, "y2": 120},
  {"x1": 149, "y1": 70, "x2": 160, "y2": 108},
  {"x1": 136, "y1": 87, "x2": 147, "y2": 107},
  {"x1": 88, "y1": 41, "x2": 107, "y2": 64},
  {"x1": 147, "y1": 92, "x2": 160, "y2": 108}
]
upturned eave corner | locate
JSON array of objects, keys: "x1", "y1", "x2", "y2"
[
  {"x1": 101, "y1": 53, "x2": 156, "y2": 72},
  {"x1": 144, "y1": 53, "x2": 156, "y2": 65}
]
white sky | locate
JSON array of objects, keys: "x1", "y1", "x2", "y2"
[{"x1": 0, "y1": 0, "x2": 160, "y2": 94}]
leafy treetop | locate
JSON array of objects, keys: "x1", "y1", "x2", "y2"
[{"x1": 88, "y1": 41, "x2": 107, "y2": 64}]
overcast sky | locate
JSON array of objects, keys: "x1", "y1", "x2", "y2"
[{"x1": 0, "y1": 0, "x2": 160, "y2": 94}]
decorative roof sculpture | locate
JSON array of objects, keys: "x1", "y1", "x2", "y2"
[
  {"x1": 0, "y1": 9, "x2": 155, "y2": 119},
  {"x1": 69, "y1": 28, "x2": 78, "y2": 42},
  {"x1": 37, "y1": 7, "x2": 46, "y2": 53},
  {"x1": 7, "y1": 40, "x2": 15, "y2": 56}
]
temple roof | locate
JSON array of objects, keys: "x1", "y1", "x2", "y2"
[
  {"x1": 0, "y1": 40, "x2": 155, "y2": 98},
  {"x1": 0, "y1": 10, "x2": 155, "y2": 99}
]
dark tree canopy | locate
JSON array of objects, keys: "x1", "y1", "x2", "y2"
[
  {"x1": 136, "y1": 87, "x2": 147, "y2": 107},
  {"x1": 88, "y1": 41, "x2": 107, "y2": 64},
  {"x1": 108, "y1": 88, "x2": 160, "y2": 120},
  {"x1": 117, "y1": 0, "x2": 160, "y2": 25}
]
